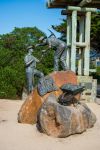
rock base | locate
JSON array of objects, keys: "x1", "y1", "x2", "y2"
[
  {"x1": 18, "y1": 71, "x2": 78, "y2": 124},
  {"x1": 37, "y1": 94, "x2": 96, "y2": 138}
]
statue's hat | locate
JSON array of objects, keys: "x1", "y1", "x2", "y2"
[
  {"x1": 39, "y1": 36, "x2": 47, "y2": 41},
  {"x1": 27, "y1": 45, "x2": 33, "y2": 50}
]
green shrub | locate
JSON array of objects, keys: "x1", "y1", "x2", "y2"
[
  {"x1": 96, "y1": 66, "x2": 100, "y2": 75},
  {"x1": 0, "y1": 27, "x2": 53, "y2": 99},
  {"x1": 0, "y1": 83, "x2": 17, "y2": 99}
]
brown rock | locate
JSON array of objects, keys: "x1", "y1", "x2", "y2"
[
  {"x1": 18, "y1": 70, "x2": 78, "y2": 124},
  {"x1": 37, "y1": 94, "x2": 96, "y2": 138},
  {"x1": 50, "y1": 70, "x2": 77, "y2": 87},
  {"x1": 18, "y1": 88, "x2": 62, "y2": 124}
]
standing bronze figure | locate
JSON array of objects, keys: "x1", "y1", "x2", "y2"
[
  {"x1": 24, "y1": 46, "x2": 44, "y2": 93},
  {"x1": 36, "y1": 31, "x2": 68, "y2": 71}
]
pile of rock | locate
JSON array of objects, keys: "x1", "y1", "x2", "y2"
[
  {"x1": 18, "y1": 70, "x2": 96, "y2": 138},
  {"x1": 18, "y1": 70, "x2": 78, "y2": 124}
]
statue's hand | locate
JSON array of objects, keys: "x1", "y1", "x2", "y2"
[
  {"x1": 35, "y1": 44, "x2": 40, "y2": 47},
  {"x1": 36, "y1": 59, "x2": 40, "y2": 63},
  {"x1": 34, "y1": 57, "x2": 39, "y2": 63}
]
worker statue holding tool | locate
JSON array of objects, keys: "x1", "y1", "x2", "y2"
[
  {"x1": 36, "y1": 30, "x2": 68, "y2": 71},
  {"x1": 24, "y1": 45, "x2": 44, "y2": 93}
]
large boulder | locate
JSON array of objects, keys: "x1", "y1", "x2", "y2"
[
  {"x1": 37, "y1": 94, "x2": 96, "y2": 138},
  {"x1": 18, "y1": 70, "x2": 78, "y2": 124},
  {"x1": 18, "y1": 89, "x2": 62, "y2": 124},
  {"x1": 95, "y1": 98, "x2": 100, "y2": 105}
]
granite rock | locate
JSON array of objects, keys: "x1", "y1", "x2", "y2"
[
  {"x1": 95, "y1": 98, "x2": 100, "y2": 105},
  {"x1": 18, "y1": 70, "x2": 78, "y2": 124},
  {"x1": 37, "y1": 94, "x2": 96, "y2": 138}
]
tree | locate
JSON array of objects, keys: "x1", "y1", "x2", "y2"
[
  {"x1": 91, "y1": 14, "x2": 100, "y2": 52},
  {"x1": 52, "y1": 19, "x2": 66, "y2": 42},
  {"x1": 0, "y1": 27, "x2": 54, "y2": 99}
]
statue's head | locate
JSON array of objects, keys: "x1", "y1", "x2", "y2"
[
  {"x1": 39, "y1": 36, "x2": 47, "y2": 42},
  {"x1": 27, "y1": 45, "x2": 33, "y2": 53}
]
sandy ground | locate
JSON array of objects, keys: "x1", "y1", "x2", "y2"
[{"x1": 0, "y1": 99, "x2": 100, "y2": 150}]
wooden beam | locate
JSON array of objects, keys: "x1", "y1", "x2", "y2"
[
  {"x1": 47, "y1": 0, "x2": 80, "y2": 8},
  {"x1": 76, "y1": 42, "x2": 86, "y2": 47},
  {"x1": 46, "y1": 2, "x2": 65, "y2": 8},
  {"x1": 78, "y1": 0, "x2": 92, "y2": 7},
  {"x1": 61, "y1": 10, "x2": 85, "y2": 16},
  {"x1": 67, "y1": 6, "x2": 98, "y2": 12},
  {"x1": 47, "y1": 0, "x2": 100, "y2": 8},
  {"x1": 49, "y1": 0, "x2": 81, "y2": 3},
  {"x1": 46, "y1": 0, "x2": 68, "y2": 8}
]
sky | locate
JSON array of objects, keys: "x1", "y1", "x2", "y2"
[{"x1": 0, "y1": 0, "x2": 65, "y2": 37}]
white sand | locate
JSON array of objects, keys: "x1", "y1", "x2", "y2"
[{"x1": 0, "y1": 99, "x2": 100, "y2": 150}]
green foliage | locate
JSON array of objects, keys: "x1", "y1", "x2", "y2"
[
  {"x1": 0, "y1": 67, "x2": 17, "y2": 99},
  {"x1": 96, "y1": 66, "x2": 100, "y2": 75},
  {"x1": 52, "y1": 13, "x2": 100, "y2": 51},
  {"x1": 0, "y1": 27, "x2": 54, "y2": 99},
  {"x1": 37, "y1": 48, "x2": 54, "y2": 75},
  {"x1": 52, "y1": 19, "x2": 66, "y2": 42},
  {"x1": 91, "y1": 13, "x2": 100, "y2": 51}
]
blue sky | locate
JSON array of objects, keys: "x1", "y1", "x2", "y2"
[{"x1": 0, "y1": 0, "x2": 65, "y2": 37}]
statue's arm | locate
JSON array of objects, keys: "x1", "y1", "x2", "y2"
[
  {"x1": 48, "y1": 40, "x2": 52, "y2": 48},
  {"x1": 35, "y1": 43, "x2": 47, "y2": 47},
  {"x1": 24, "y1": 58, "x2": 34, "y2": 67},
  {"x1": 33, "y1": 56, "x2": 39, "y2": 63}
]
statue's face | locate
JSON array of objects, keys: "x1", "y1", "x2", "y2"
[
  {"x1": 29, "y1": 48, "x2": 33, "y2": 53},
  {"x1": 43, "y1": 38, "x2": 47, "y2": 43},
  {"x1": 39, "y1": 36, "x2": 47, "y2": 43},
  {"x1": 39, "y1": 36, "x2": 45, "y2": 41}
]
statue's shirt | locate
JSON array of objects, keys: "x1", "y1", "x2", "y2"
[
  {"x1": 47, "y1": 36, "x2": 66, "y2": 49},
  {"x1": 24, "y1": 54, "x2": 36, "y2": 72}
]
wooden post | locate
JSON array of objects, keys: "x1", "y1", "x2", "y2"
[
  {"x1": 66, "y1": 15, "x2": 71, "y2": 69},
  {"x1": 78, "y1": 16, "x2": 85, "y2": 75},
  {"x1": 84, "y1": 11, "x2": 91, "y2": 75},
  {"x1": 71, "y1": 10, "x2": 77, "y2": 72}
]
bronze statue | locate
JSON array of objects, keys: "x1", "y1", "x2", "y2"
[
  {"x1": 36, "y1": 30, "x2": 68, "y2": 71},
  {"x1": 24, "y1": 46, "x2": 44, "y2": 93}
]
